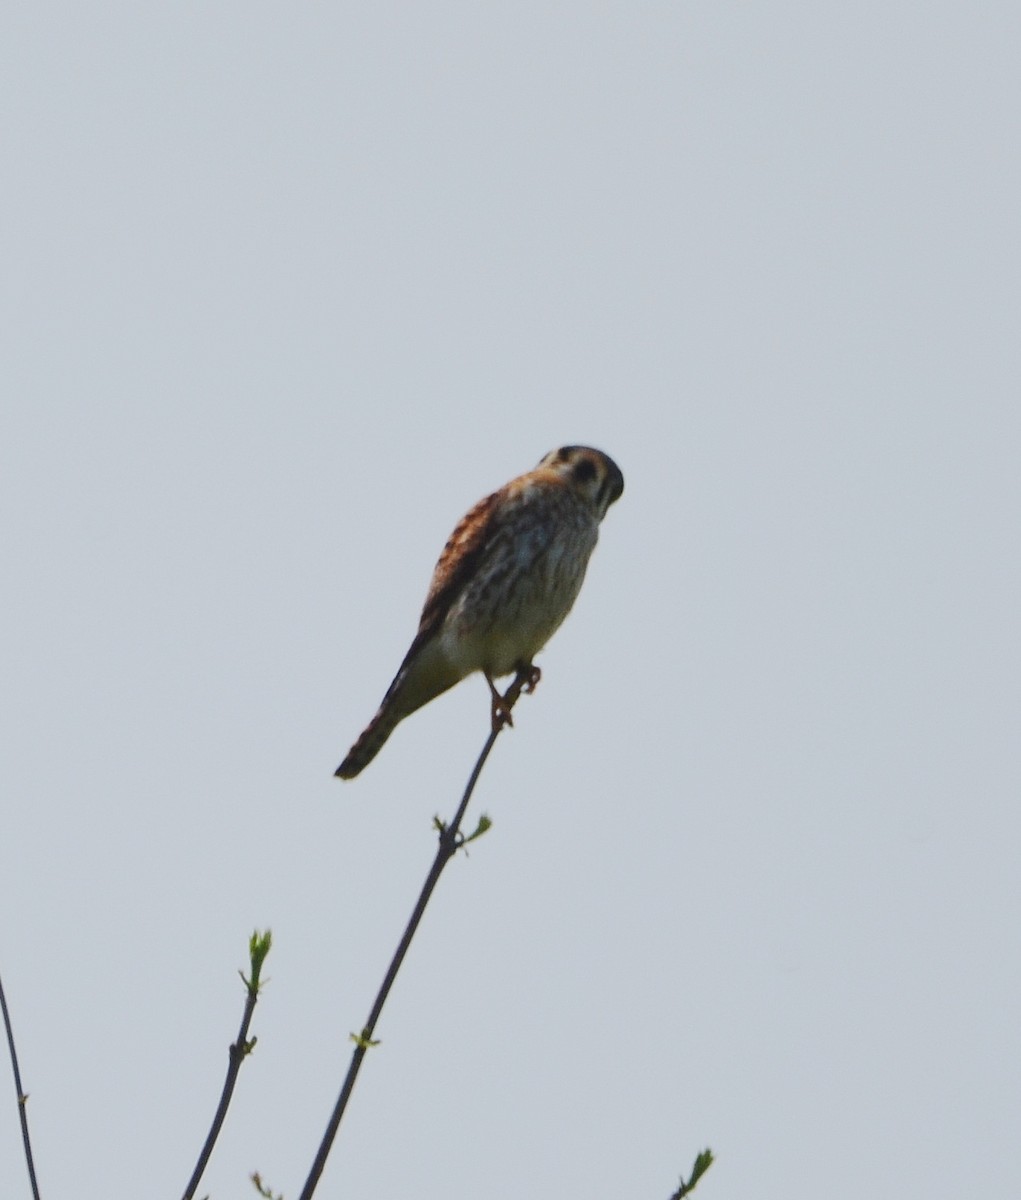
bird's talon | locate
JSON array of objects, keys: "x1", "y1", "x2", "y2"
[
  {"x1": 522, "y1": 665, "x2": 542, "y2": 694},
  {"x1": 486, "y1": 673, "x2": 515, "y2": 731},
  {"x1": 491, "y1": 697, "x2": 514, "y2": 732}
]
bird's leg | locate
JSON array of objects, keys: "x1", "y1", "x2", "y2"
[{"x1": 485, "y1": 672, "x2": 514, "y2": 731}]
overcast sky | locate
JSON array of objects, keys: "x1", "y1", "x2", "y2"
[{"x1": 2, "y1": 3, "x2": 1019, "y2": 1198}]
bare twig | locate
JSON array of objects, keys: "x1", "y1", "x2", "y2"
[
  {"x1": 181, "y1": 930, "x2": 272, "y2": 1200},
  {"x1": 297, "y1": 668, "x2": 531, "y2": 1200},
  {"x1": 0, "y1": 968, "x2": 41, "y2": 1200}
]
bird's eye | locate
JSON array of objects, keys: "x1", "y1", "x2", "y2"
[{"x1": 572, "y1": 458, "x2": 597, "y2": 484}]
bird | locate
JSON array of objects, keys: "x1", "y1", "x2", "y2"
[{"x1": 335, "y1": 445, "x2": 624, "y2": 779}]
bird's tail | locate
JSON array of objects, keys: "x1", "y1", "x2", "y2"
[
  {"x1": 335, "y1": 702, "x2": 404, "y2": 779},
  {"x1": 335, "y1": 638, "x2": 462, "y2": 780}
]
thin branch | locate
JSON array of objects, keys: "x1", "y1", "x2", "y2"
[
  {"x1": 297, "y1": 668, "x2": 531, "y2": 1200},
  {"x1": 181, "y1": 930, "x2": 273, "y2": 1200},
  {"x1": 0, "y1": 969, "x2": 41, "y2": 1200}
]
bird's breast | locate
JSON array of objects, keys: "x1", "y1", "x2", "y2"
[{"x1": 438, "y1": 499, "x2": 599, "y2": 677}]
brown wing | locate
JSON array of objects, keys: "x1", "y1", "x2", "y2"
[
  {"x1": 334, "y1": 490, "x2": 506, "y2": 779},
  {"x1": 415, "y1": 487, "x2": 504, "y2": 641},
  {"x1": 370, "y1": 487, "x2": 504, "y2": 704}
]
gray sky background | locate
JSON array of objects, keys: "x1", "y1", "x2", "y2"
[{"x1": 2, "y1": 3, "x2": 1019, "y2": 1197}]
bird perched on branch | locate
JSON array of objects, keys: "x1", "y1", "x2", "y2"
[{"x1": 335, "y1": 445, "x2": 624, "y2": 780}]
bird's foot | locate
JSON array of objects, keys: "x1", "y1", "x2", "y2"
[
  {"x1": 486, "y1": 673, "x2": 514, "y2": 732},
  {"x1": 521, "y1": 664, "x2": 541, "y2": 694}
]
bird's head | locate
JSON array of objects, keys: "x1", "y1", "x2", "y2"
[{"x1": 538, "y1": 446, "x2": 624, "y2": 521}]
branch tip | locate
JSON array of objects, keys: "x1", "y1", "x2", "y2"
[{"x1": 669, "y1": 1147, "x2": 714, "y2": 1199}]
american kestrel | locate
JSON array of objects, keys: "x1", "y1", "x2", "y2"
[{"x1": 335, "y1": 445, "x2": 624, "y2": 779}]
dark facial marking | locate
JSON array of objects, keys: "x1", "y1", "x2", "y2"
[
  {"x1": 596, "y1": 462, "x2": 624, "y2": 513},
  {"x1": 572, "y1": 457, "x2": 598, "y2": 485}
]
